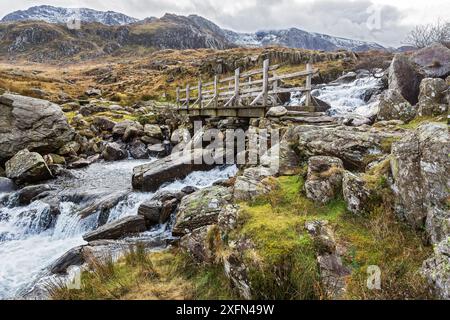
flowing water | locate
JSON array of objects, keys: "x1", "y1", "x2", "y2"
[
  {"x1": 0, "y1": 159, "x2": 237, "y2": 299},
  {"x1": 290, "y1": 73, "x2": 383, "y2": 118}
]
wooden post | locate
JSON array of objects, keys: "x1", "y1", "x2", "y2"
[
  {"x1": 214, "y1": 75, "x2": 219, "y2": 109},
  {"x1": 234, "y1": 68, "x2": 240, "y2": 107},
  {"x1": 176, "y1": 87, "x2": 180, "y2": 107},
  {"x1": 305, "y1": 63, "x2": 312, "y2": 107},
  {"x1": 262, "y1": 59, "x2": 269, "y2": 107},
  {"x1": 186, "y1": 84, "x2": 190, "y2": 109},
  {"x1": 198, "y1": 79, "x2": 202, "y2": 108}
]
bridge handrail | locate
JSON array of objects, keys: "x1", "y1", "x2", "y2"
[{"x1": 176, "y1": 59, "x2": 318, "y2": 109}]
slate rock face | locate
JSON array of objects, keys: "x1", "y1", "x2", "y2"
[
  {"x1": 83, "y1": 215, "x2": 147, "y2": 242},
  {"x1": 0, "y1": 94, "x2": 74, "y2": 162},
  {"x1": 391, "y1": 123, "x2": 450, "y2": 244},
  {"x1": 388, "y1": 54, "x2": 423, "y2": 105},
  {"x1": 411, "y1": 43, "x2": 450, "y2": 78}
]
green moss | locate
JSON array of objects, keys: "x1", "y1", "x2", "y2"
[{"x1": 399, "y1": 116, "x2": 447, "y2": 129}]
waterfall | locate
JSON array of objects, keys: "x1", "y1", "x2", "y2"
[
  {"x1": 290, "y1": 72, "x2": 383, "y2": 118},
  {"x1": 0, "y1": 160, "x2": 237, "y2": 299}
]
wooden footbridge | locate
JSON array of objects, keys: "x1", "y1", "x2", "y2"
[{"x1": 176, "y1": 59, "x2": 318, "y2": 118}]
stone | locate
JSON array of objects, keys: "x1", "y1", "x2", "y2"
[
  {"x1": 138, "y1": 200, "x2": 162, "y2": 227},
  {"x1": 112, "y1": 120, "x2": 143, "y2": 137},
  {"x1": 144, "y1": 124, "x2": 163, "y2": 139},
  {"x1": 311, "y1": 97, "x2": 331, "y2": 112},
  {"x1": 0, "y1": 167, "x2": 4, "y2": 177},
  {"x1": 92, "y1": 116, "x2": 116, "y2": 131},
  {"x1": 422, "y1": 237, "x2": 450, "y2": 299},
  {"x1": 305, "y1": 220, "x2": 350, "y2": 299},
  {"x1": 58, "y1": 141, "x2": 81, "y2": 156},
  {"x1": 160, "y1": 198, "x2": 179, "y2": 224},
  {"x1": 132, "y1": 150, "x2": 215, "y2": 192},
  {"x1": 285, "y1": 125, "x2": 400, "y2": 170},
  {"x1": 304, "y1": 156, "x2": 344, "y2": 204},
  {"x1": 391, "y1": 123, "x2": 450, "y2": 244},
  {"x1": 140, "y1": 136, "x2": 162, "y2": 145},
  {"x1": 5, "y1": 150, "x2": 53, "y2": 185},
  {"x1": 388, "y1": 54, "x2": 423, "y2": 105},
  {"x1": 233, "y1": 166, "x2": 275, "y2": 201},
  {"x1": 129, "y1": 140, "x2": 149, "y2": 159},
  {"x1": 102, "y1": 142, "x2": 127, "y2": 161},
  {"x1": 377, "y1": 89, "x2": 415, "y2": 123},
  {"x1": 411, "y1": 43, "x2": 450, "y2": 78},
  {"x1": 417, "y1": 78, "x2": 449, "y2": 117},
  {"x1": 83, "y1": 215, "x2": 147, "y2": 242},
  {"x1": 0, "y1": 94, "x2": 74, "y2": 162},
  {"x1": 85, "y1": 88, "x2": 102, "y2": 97},
  {"x1": 173, "y1": 186, "x2": 231, "y2": 236},
  {"x1": 49, "y1": 246, "x2": 84, "y2": 274},
  {"x1": 147, "y1": 143, "x2": 167, "y2": 158},
  {"x1": 14, "y1": 184, "x2": 55, "y2": 205},
  {"x1": 181, "y1": 186, "x2": 198, "y2": 195},
  {"x1": 0, "y1": 177, "x2": 16, "y2": 193},
  {"x1": 180, "y1": 225, "x2": 220, "y2": 263},
  {"x1": 266, "y1": 106, "x2": 288, "y2": 117},
  {"x1": 44, "y1": 154, "x2": 66, "y2": 166},
  {"x1": 67, "y1": 154, "x2": 100, "y2": 169},
  {"x1": 342, "y1": 171, "x2": 371, "y2": 215},
  {"x1": 122, "y1": 125, "x2": 143, "y2": 142}
]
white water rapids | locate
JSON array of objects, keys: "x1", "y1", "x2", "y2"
[
  {"x1": 0, "y1": 160, "x2": 237, "y2": 299},
  {"x1": 290, "y1": 72, "x2": 384, "y2": 118}
]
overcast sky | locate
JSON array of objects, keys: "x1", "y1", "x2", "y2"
[{"x1": 0, "y1": 0, "x2": 448, "y2": 47}]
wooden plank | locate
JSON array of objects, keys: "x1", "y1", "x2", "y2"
[{"x1": 305, "y1": 63, "x2": 312, "y2": 107}]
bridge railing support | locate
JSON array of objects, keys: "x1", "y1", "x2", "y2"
[{"x1": 176, "y1": 59, "x2": 318, "y2": 111}]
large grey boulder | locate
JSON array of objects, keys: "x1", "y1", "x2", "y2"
[
  {"x1": 418, "y1": 78, "x2": 449, "y2": 117},
  {"x1": 233, "y1": 166, "x2": 275, "y2": 201},
  {"x1": 5, "y1": 149, "x2": 52, "y2": 185},
  {"x1": 377, "y1": 89, "x2": 415, "y2": 123},
  {"x1": 422, "y1": 237, "x2": 450, "y2": 299},
  {"x1": 102, "y1": 142, "x2": 127, "y2": 161},
  {"x1": 411, "y1": 43, "x2": 450, "y2": 78},
  {"x1": 132, "y1": 150, "x2": 215, "y2": 192},
  {"x1": 342, "y1": 171, "x2": 371, "y2": 215},
  {"x1": 266, "y1": 106, "x2": 288, "y2": 117},
  {"x1": 285, "y1": 125, "x2": 400, "y2": 170},
  {"x1": 0, "y1": 94, "x2": 74, "y2": 162},
  {"x1": 388, "y1": 54, "x2": 423, "y2": 105},
  {"x1": 112, "y1": 120, "x2": 143, "y2": 137},
  {"x1": 391, "y1": 123, "x2": 450, "y2": 244},
  {"x1": 144, "y1": 124, "x2": 163, "y2": 139},
  {"x1": 83, "y1": 215, "x2": 147, "y2": 242},
  {"x1": 304, "y1": 156, "x2": 344, "y2": 204},
  {"x1": 172, "y1": 186, "x2": 231, "y2": 236},
  {"x1": 179, "y1": 225, "x2": 220, "y2": 263}
]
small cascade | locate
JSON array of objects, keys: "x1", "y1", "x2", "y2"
[
  {"x1": 290, "y1": 72, "x2": 384, "y2": 119},
  {"x1": 0, "y1": 159, "x2": 238, "y2": 299}
]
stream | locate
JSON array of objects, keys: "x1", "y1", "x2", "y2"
[{"x1": 0, "y1": 159, "x2": 237, "y2": 299}]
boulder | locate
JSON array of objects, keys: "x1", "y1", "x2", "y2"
[
  {"x1": 122, "y1": 125, "x2": 143, "y2": 142},
  {"x1": 140, "y1": 136, "x2": 162, "y2": 145},
  {"x1": 285, "y1": 125, "x2": 400, "y2": 170},
  {"x1": 144, "y1": 124, "x2": 163, "y2": 139},
  {"x1": 180, "y1": 225, "x2": 220, "y2": 263},
  {"x1": 411, "y1": 43, "x2": 450, "y2": 78},
  {"x1": 304, "y1": 156, "x2": 344, "y2": 204},
  {"x1": 233, "y1": 166, "x2": 275, "y2": 201},
  {"x1": 147, "y1": 143, "x2": 167, "y2": 158},
  {"x1": 102, "y1": 142, "x2": 127, "y2": 161},
  {"x1": 58, "y1": 141, "x2": 81, "y2": 156},
  {"x1": 129, "y1": 140, "x2": 149, "y2": 159},
  {"x1": 85, "y1": 88, "x2": 102, "y2": 97},
  {"x1": 138, "y1": 200, "x2": 162, "y2": 227},
  {"x1": 92, "y1": 116, "x2": 116, "y2": 131},
  {"x1": 49, "y1": 246, "x2": 85, "y2": 274},
  {"x1": 266, "y1": 106, "x2": 288, "y2": 117},
  {"x1": 79, "y1": 104, "x2": 109, "y2": 117},
  {"x1": 0, "y1": 94, "x2": 74, "y2": 162},
  {"x1": 160, "y1": 198, "x2": 179, "y2": 224},
  {"x1": 377, "y1": 89, "x2": 415, "y2": 123},
  {"x1": 181, "y1": 186, "x2": 198, "y2": 195},
  {"x1": 132, "y1": 150, "x2": 215, "y2": 192},
  {"x1": 311, "y1": 97, "x2": 331, "y2": 112},
  {"x1": 342, "y1": 171, "x2": 371, "y2": 215},
  {"x1": 44, "y1": 154, "x2": 66, "y2": 166},
  {"x1": 391, "y1": 123, "x2": 450, "y2": 243},
  {"x1": 173, "y1": 186, "x2": 231, "y2": 236},
  {"x1": 14, "y1": 184, "x2": 55, "y2": 205},
  {"x1": 422, "y1": 237, "x2": 450, "y2": 299},
  {"x1": 67, "y1": 154, "x2": 100, "y2": 169},
  {"x1": 83, "y1": 215, "x2": 147, "y2": 242},
  {"x1": 112, "y1": 120, "x2": 143, "y2": 137},
  {"x1": 5, "y1": 150, "x2": 53, "y2": 185},
  {"x1": 418, "y1": 78, "x2": 449, "y2": 116},
  {"x1": 0, "y1": 177, "x2": 16, "y2": 193},
  {"x1": 388, "y1": 54, "x2": 423, "y2": 105}
]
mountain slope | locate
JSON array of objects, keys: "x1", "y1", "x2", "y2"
[
  {"x1": 1, "y1": 5, "x2": 138, "y2": 26},
  {"x1": 225, "y1": 28, "x2": 385, "y2": 52}
]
